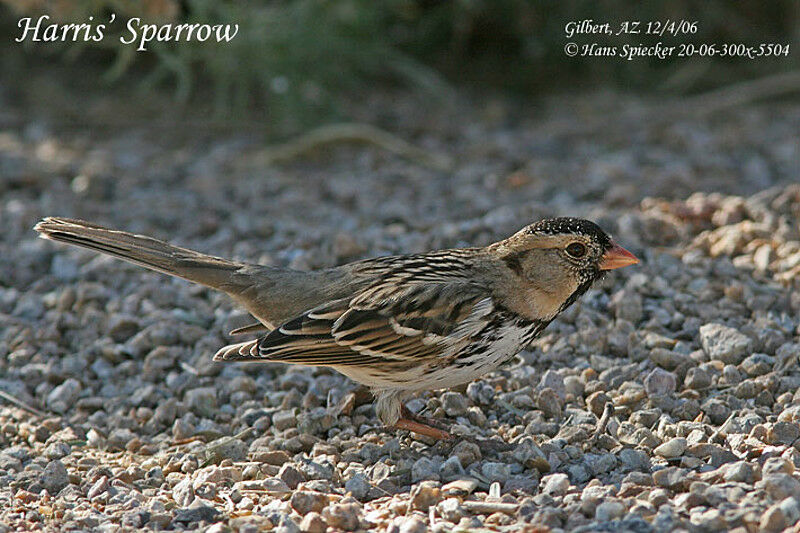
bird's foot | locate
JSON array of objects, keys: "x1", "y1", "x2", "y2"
[
  {"x1": 393, "y1": 405, "x2": 452, "y2": 440},
  {"x1": 394, "y1": 418, "x2": 452, "y2": 440}
]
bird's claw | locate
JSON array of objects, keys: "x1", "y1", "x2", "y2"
[
  {"x1": 393, "y1": 405, "x2": 453, "y2": 440},
  {"x1": 394, "y1": 418, "x2": 453, "y2": 440}
]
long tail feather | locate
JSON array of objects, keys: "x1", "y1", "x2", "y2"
[{"x1": 34, "y1": 217, "x2": 242, "y2": 290}]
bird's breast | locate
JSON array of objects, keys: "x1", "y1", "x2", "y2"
[
  {"x1": 502, "y1": 284, "x2": 576, "y2": 322},
  {"x1": 356, "y1": 314, "x2": 545, "y2": 392}
]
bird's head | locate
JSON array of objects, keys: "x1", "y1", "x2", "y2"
[{"x1": 488, "y1": 217, "x2": 639, "y2": 320}]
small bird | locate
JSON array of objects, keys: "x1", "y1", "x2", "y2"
[{"x1": 34, "y1": 217, "x2": 638, "y2": 439}]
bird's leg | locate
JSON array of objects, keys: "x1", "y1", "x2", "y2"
[
  {"x1": 401, "y1": 405, "x2": 450, "y2": 430},
  {"x1": 393, "y1": 405, "x2": 452, "y2": 440}
]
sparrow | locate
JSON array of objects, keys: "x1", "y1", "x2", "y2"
[{"x1": 34, "y1": 216, "x2": 638, "y2": 439}]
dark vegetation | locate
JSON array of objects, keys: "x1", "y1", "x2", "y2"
[{"x1": 2, "y1": 0, "x2": 798, "y2": 132}]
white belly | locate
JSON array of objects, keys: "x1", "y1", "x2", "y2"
[{"x1": 335, "y1": 321, "x2": 538, "y2": 391}]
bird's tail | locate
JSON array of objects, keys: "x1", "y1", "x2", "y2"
[{"x1": 34, "y1": 217, "x2": 244, "y2": 291}]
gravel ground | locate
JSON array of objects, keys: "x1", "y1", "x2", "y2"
[{"x1": 1, "y1": 89, "x2": 800, "y2": 532}]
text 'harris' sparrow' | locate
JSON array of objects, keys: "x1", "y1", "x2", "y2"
[{"x1": 35, "y1": 217, "x2": 638, "y2": 439}]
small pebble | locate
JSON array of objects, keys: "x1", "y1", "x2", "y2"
[
  {"x1": 654, "y1": 437, "x2": 687, "y2": 459},
  {"x1": 541, "y1": 473, "x2": 570, "y2": 496}
]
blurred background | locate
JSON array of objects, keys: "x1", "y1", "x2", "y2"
[{"x1": 2, "y1": 0, "x2": 799, "y2": 131}]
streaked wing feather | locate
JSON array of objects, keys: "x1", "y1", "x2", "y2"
[
  {"x1": 224, "y1": 274, "x2": 494, "y2": 366},
  {"x1": 229, "y1": 323, "x2": 270, "y2": 336}
]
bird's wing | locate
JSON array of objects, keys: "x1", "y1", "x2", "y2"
[
  {"x1": 214, "y1": 272, "x2": 495, "y2": 366},
  {"x1": 228, "y1": 322, "x2": 270, "y2": 336}
]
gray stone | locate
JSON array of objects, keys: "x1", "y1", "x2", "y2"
[
  {"x1": 650, "y1": 348, "x2": 687, "y2": 370},
  {"x1": 143, "y1": 346, "x2": 178, "y2": 377},
  {"x1": 398, "y1": 516, "x2": 427, "y2": 533},
  {"x1": 153, "y1": 398, "x2": 178, "y2": 426},
  {"x1": 184, "y1": 387, "x2": 217, "y2": 418},
  {"x1": 87, "y1": 475, "x2": 109, "y2": 500},
  {"x1": 595, "y1": 501, "x2": 625, "y2": 522},
  {"x1": 108, "y1": 315, "x2": 140, "y2": 342},
  {"x1": 441, "y1": 392, "x2": 469, "y2": 417},
  {"x1": 741, "y1": 353, "x2": 775, "y2": 376},
  {"x1": 504, "y1": 476, "x2": 539, "y2": 493},
  {"x1": 296, "y1": 460, "x2": 333, "y2": 481},
  {"x1": 225, "y1": 375, "x2": 257, "y2": 394},
  {"x1": 467, "y1": 406, "x2": 488, "y2": 427},
  {"x1": 722, "y1": 364, "x2": 742, "y2": 385},
  {"x1": 652, "y1": 467, "x2": 689, "y2": 490},
  {"x1": 438, "y1": 498, "x2": 464, "y2": 522},
  {"x1": 537, "y1": 388, "x2": 563, "y2": 419},
  {"x1": 275, "y1": 514, "x2": 301, "y2": 533},
  {"x1": 299, "y1": 512, "x2": 327, "y2": 533},
  {"x1": 322, "y1": 503, "x2": 361, "y2": 531},
  {"x1": 273, "y1": 409, "x2": 298, "y2": 431},
  {"x1": 205, "y1": 438, "x2": 248, "y2": 464},
  {"x1": 452, "y1": 441, "x2": 481, "y2": 467},
  {"x1": 41, "y1": 460, "x2": 69, "y2": 495},
  {"x1": 586, "y1": 453, "x2": 617, "y2": 476},
  {"x1": 767, "y1": 422, "x2": 800, "y2": 446},
  {"x1": 611, "y1": 289, "x2": 643, "y2": 323},
  {"x1": 13, "y1": 293, "x2": 45, "y2": 319},
  {"x1": 278, "y1": 464, "x2": 306, "y2": 490},
  {"x1": 541, "y1": 473, "x2": 570, "y2": 496},
  {"x1": 513, "y1": 391, "x2": 535, "y2": 409},
  {"x1": 723, "y1": 461, "x2": 757, "y2": 484},
  {"x1": 46, "y1": 378, "x2": 82, "y2": 414},
  {"x1": 51, "y1": 254, "x2": 79, "y2": 281},
  {"x1": 684, "y1": 367, "x2": 712, "y2": 390},
  {"x1": 358, "y1": 443, "x2": 382, "y2": 463},
  {"x1": 290, "y1": 491, "x2": 328, "y2": 514},
  {"x1": 539, "y1": 370, "x2": 567, "y2": 400},
  {"x1": 644, "y1": 368, "x2": 677, "y2": 396},
  {"x1": 44, "y1": 441, "x2": 71, "y2": 460},
  {"x1": 107, "y1": 428, "x2": 136, "y2": 450},
  {"x1": 564, "y1": 376, "x2": 584, "y2": 398},
  {"x1": 173, "y1": 505, "x2": 220, "y2": 524},
  {"x1": 761, "y1": 503, "x2": 788, "y2": 532},
  {"x1": 439, "y1": 455, "x2": 465, "y2": 478},
  {"x1": 172, "y1": 417, "x2": 195, "y2": 440},
  {"x1": 466, "y1": 381, "x2": 495, "y2": 405},
  {"x1": 586, "y1": 391, "x2": 612, "y2": 417},
  {"x1": 672, "y1": 398, "x2": 701, "y2": 421},
  {"x1": 758, "y1": 474, "x2": 800, "y2": 501},
  {"x1": 412, "y1": 457, "x2": 440, "y2": 482},
  {"x1": 654, "y1": 437, "x2": 687, "y2": 459},
  {"x1": 568, "y1": 463, "x2": 591, "y2": 484},
  {"x1": 699, "y1": 323, "x2": 752, "y2": 364},
  {"x1": 702, "y1": 398, "x2": 731, "y2": 425},
  {"x1": 645, "y1": 332, "x2": 677, "y2": 350},
  {"x1": 481, "y1": 462, "x2": 510, "y2": 483},
  {"x1": 173, "y1": 477, "x2": 195, "y2": 507},
  {"x1": 344, "y1": 473, "x2": 370, "y2": 500},
  {"x1": 246, "y1": 477, "x2": 295, "y2": 493},
  {"x1": 0, "y1": 453, "x2": 22, "y2": 472},
  {"x1": 780, "y1": 497, "x2": 800, "y2": 527},
  {"x1": 297, "y1": 407, "x2": 336, "y2": 434},
  {"x1": 629, "y1": 409, "x2": 660, "y2": 427},
  {"x1": 512, "y1": 440, "x2": 549, "y2": 471},
  {"x1": 618, "y1": 448, "x2": 650, "y2": 471},
  {"x1": 122, "y1": 510, "x2": 151, "y2": 528},
  {"x1": 692, "y1": 508, "x2": 727, "y2": 532},
  {"x1": 734, "y1": 380, "x2": 759, "y2": 399},
  {"x1": 763, "y1": 457, "x2": 794, "y2": 475}
]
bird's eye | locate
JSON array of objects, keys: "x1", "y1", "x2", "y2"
[{"x1": 565, "y1": 242, "x2": 587, "y2": 258}]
